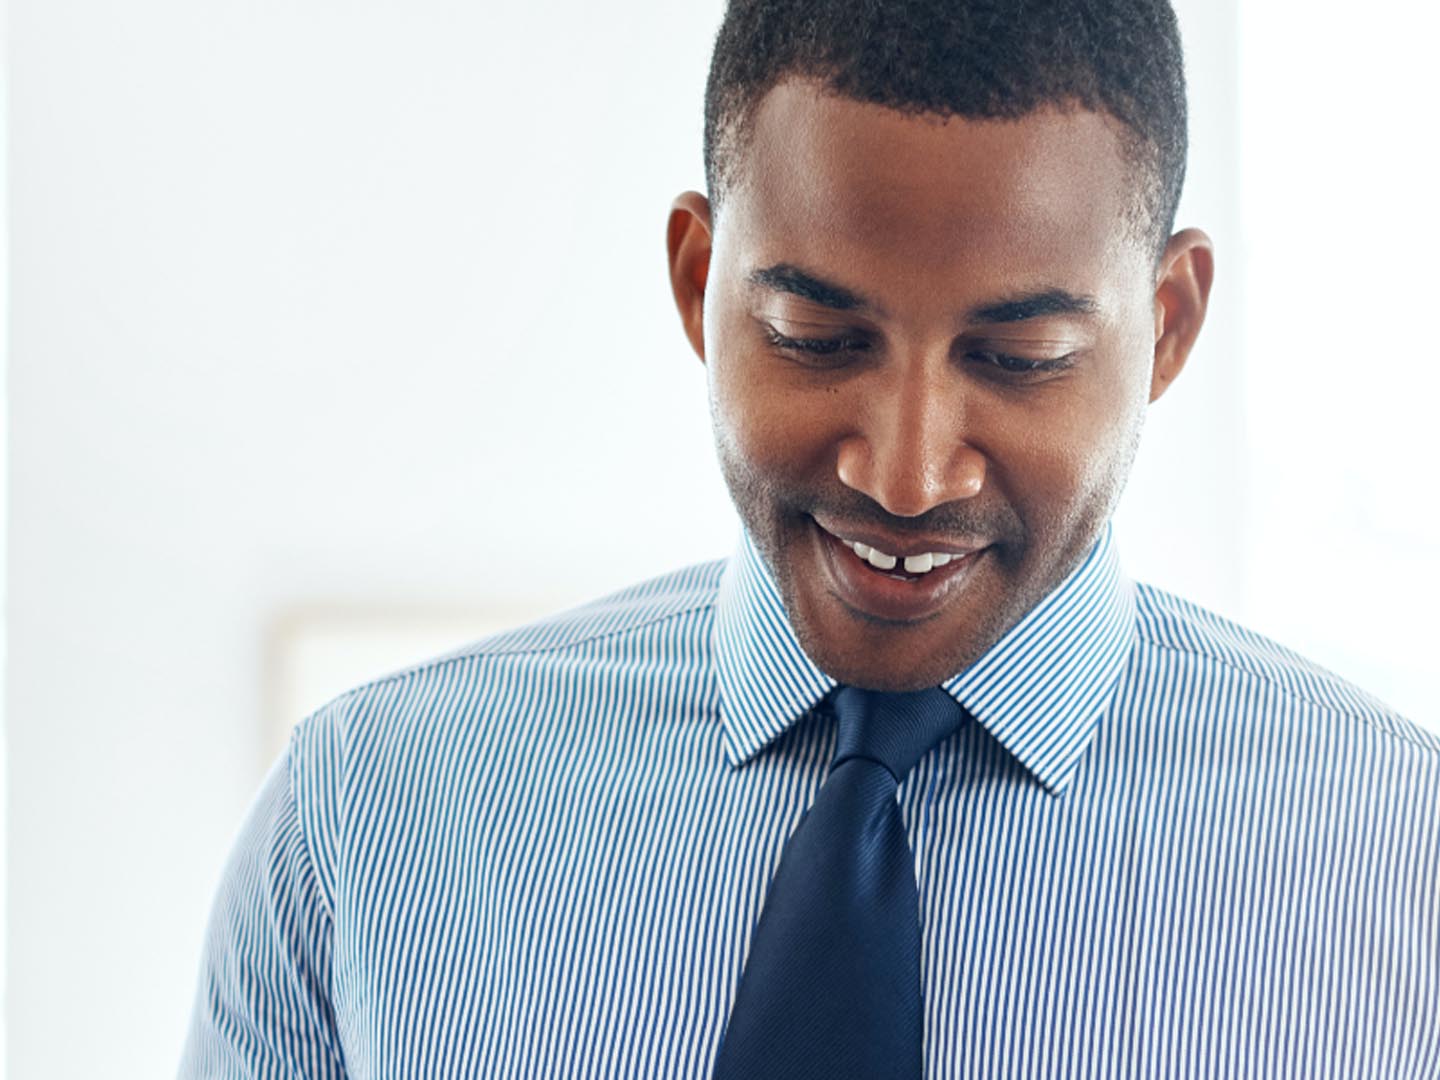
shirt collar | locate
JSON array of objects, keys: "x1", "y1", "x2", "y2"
[{"x1": 712, "y1": 523, "x2": 1135, "y2": 797}]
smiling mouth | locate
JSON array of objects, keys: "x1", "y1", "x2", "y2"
[
  {"x1": 836, "y1": 537, "x2": 965, "y2": 580},
  {"x1": 809, "y1": 517, "x2": 990, "y2": 621}
]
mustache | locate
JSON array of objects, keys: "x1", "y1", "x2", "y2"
[{"x1": 803, "y1": 490, "x2": 1025, "y2": 544}]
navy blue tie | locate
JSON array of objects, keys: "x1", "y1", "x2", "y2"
[{"x1": 714, "y1": 686, "x2": 968, "y2": 1080}]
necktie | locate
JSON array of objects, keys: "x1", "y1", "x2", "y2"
[{"x1": 713, "y1": 686, "x2": 968, "y2": 1080}]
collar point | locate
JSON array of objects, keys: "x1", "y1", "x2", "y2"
[{"x1": 1038, "y1": 776, "x2": 1074, "y2": 799}]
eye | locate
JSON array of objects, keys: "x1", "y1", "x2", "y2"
[
  {"x1": 763, "y1": 326, "x2": 871, "y2": 364},
  {"x1": 966, "y1": 350, "x2": 1076, "y2": 376}
]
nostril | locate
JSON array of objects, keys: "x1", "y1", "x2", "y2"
[{"x1": 834, "y1": 434, "x2": 986, "y2": 513}]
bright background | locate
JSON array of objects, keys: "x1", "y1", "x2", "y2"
[{"x1": 5, "y1": 1, "x2": 1437, "y2": 1077}]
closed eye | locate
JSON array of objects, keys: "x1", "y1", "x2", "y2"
[
  {"x1": 764, "y1": 327, "x2": 871, "y2": 359},
  {"x1": 966, "y1": 350, "x2": 1076, "y2": 376},
  {"x1": 764, "y1": 323, "x2": 1076, "y2": 377}
]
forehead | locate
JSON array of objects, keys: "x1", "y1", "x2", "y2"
[{"x1": 725, "y1": 79, "x2": 1144, "y2": 307}]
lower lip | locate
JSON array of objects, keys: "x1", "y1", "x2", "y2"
[{"x1": 811, "y1": 518, "x2": 986, "y2": 623}]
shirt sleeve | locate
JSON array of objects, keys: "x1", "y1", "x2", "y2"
[{"x1": 178, "y1": 741, "x2": 348, "y2": 1079}]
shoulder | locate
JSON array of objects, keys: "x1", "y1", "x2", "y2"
[
  {"x1": 450, "y1": 558, "x2": 727, "y2": 661},
  {"x1": 280, "y1": 559, "x2": 728, "y2": 882},
  {"x1": 287, "y1": 557, "x2": 728, "y2": 762},
  {"x1": 1131, "y1": 580, "x2": 1439, "y2": 758}
]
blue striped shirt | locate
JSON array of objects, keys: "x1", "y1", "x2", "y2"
[{"x1": 181, "y1": 525, "x2": 1440, "y2": 1078}]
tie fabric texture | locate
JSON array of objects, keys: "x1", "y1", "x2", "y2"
[{"x1": 713, "y1": 685, "x2": 968, "y2": 1080}]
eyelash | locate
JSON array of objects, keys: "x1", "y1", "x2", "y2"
[
  {"x1": 970, "y1": 350, "x2": 1076, "y2": 375},
  {"x1": 763, "y1": 328, "x2": 1075, "y2": 375},
  {"x1": 763, "y1": 328, "x2": 871, "y2": 357}
]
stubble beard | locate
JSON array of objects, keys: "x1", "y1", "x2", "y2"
[{"x1": 709, "y1": 400, "x2": 1147, "y2": 689}]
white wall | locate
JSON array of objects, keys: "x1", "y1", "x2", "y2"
[
  {"x1": 12, "y1": 2, "x2": 1430, "y2": 1078},
  {"x1": 0, "y1": 0, "x2": 9, "y2": 1069},
  {"x1": 1235, "y1": 3, "x2": 1440, "y2": 726}
]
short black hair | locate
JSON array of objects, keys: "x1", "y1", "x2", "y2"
[{"x1": 703, "y1": 0, "x2": 1188, "y2": 259}]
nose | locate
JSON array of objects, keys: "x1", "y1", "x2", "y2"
[{"x1": 834, "y1": 364, "x2": 987, "y2": 517}]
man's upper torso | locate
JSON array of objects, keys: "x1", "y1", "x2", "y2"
[{"x1": 181, "y1": 526, "x2": 1440, "y2": 1078}]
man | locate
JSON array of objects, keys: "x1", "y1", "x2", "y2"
[{"x1": 181, "y1": 0, "x2": 1439, "y2": 1076}]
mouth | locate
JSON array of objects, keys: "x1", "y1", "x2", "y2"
[{"x1": 809, "y1": 515, "x2": 989, "y2": 623}]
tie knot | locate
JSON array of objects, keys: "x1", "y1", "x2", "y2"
[{"x1": 830, "y1": 685, "x2": 966, "y2": 784}]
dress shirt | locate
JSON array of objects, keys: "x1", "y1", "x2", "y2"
[{"x1": 180, "y1": 524, "x2": 1440, "y2": 1078}]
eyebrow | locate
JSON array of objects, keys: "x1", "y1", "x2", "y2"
[
  {"x1": 747, "y1": 264, "x2": 867, "y2": 312},
  {"x1": 747, "y1": 263, "x2": 1099, "y2": 325},
  {"x1": 968, "y1": 289, "x2": 1100, "y2": 324}
]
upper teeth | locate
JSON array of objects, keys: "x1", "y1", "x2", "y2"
[{"x1": 844, "y1": 540, "x2": 957, "y2": 574}]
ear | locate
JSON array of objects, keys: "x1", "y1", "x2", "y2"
[
  {"x1": 666, "y1": 191, "x2": 714, "y2": 363},
  {"x1": 1149, "y1": 227, "x2": 1215, "y2": 403}
]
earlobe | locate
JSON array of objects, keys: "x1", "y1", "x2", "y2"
[
  {"x1": 1150, "y1": 227, "x2": 1215, "y2": 403},
  {"x1": 666, "y1": 192, "x2": 714, "y2": 363}
]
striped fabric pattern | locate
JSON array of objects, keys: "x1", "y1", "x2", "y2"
[{"x1": 180, "y1": 524, "x2": 1440, "y2": 1079}]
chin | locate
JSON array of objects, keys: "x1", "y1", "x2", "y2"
[
  {"x1": 807, "y1": 651, "x2": 965, "y2": 693},
  {"x1": 760, "y1": 528, "x2": 988, "y2": 690},
  {"x1": 783, "y1": 591, "x2": 983, "y2": 691}
]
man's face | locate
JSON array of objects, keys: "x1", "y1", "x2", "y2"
[{"x1": 669, "y1": 79, "x2": 1208, "y2": 691}]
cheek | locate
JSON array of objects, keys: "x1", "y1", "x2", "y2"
[
  {"x1": 709, "y1": 359, "x2": 772, "y2": 468},
  {"x1": 708, "y1": 339, "x2": 836, "y2": 484},
  {"x1": 1071, "y1": 364, "x2": 1151, "y2": 518},
  {"x1": 994, "y1": 358, "x2": 1150, "y2": 528}
]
